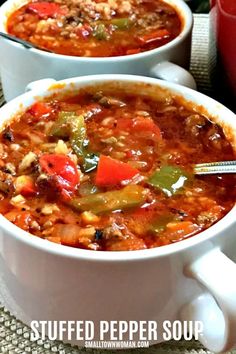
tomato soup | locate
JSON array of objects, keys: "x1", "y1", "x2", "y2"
[
  {"x1": 7, "y1": 0, "x2": 182, "y2": 57},
  {"x1": 0, "y1": 86, "x2": 235, "y2": 251}
]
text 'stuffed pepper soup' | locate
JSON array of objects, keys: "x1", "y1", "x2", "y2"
[
  {"x1": 7, "y1": 0, "x2": 182, "y2": 57},
  {"x1": 0, "y1": 86, "x2": 235, "y2": 251}
]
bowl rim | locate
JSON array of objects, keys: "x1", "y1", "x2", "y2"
[
  {"x1": 0, "y1": 74, "x2": 235, "y2": 262},
  {"x1": 0, "y1": 0, "x2": 193, "y2": 61}
]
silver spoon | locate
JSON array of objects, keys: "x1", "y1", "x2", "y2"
[
  {"x1": 194, "y1": 160, "x2": 236, "y2": 175},
  {"x1": 0, "y1": 31, "x2": 53, "y2": 53}
]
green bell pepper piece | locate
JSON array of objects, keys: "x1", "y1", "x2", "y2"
[
  {"x1": 50, "y1": 111, "x2": 99, "y2": 172},
  {"x1": 70, "y1": 114, "x2": 86, "y2": 156},
  {"x1": 148, "y1": 165, "x2": 191, "y2": 197},
  {"x1": 70, "y1": 116, "x2": 99, "y2": 172},
  {"x1": 93, "y1": 23, "x2": 110, "y2": 40},
  {"x1": 49, "y1": 111, "x2": 79, "y2": 138},
  {"x1": 69, "y1": 185, "x2": 148, "y2": 214},
  {"x1": 83, "y1": 153, "x2": 100, "y2": 173},
  {"x1": 110, "y1": 18, "x2": 132, "y2": 30},
  {"x1": 149, "y1": 214, "x2": 174, "y2": 234}
]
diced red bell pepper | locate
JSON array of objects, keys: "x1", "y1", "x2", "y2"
[
  {"x1": 133, "y1": 116, "x2": 162, "y2": 137},
  {"x1": 95, "y1": 155, "x2": 139, "y2": 187},
  {"x1": 27, "y1": 102, "x2": 53, "y2": 119},
  {"x1": 116, "y1": 116, "x2": 161, "y2": 138},
  {"x1": 39, "y1": 154, "x2": 79, "y2": 193},
  {"x1": 138, "y1": 29, "x2": 170, "y2": 45},
  {"x1": 21, "y1": 184, "x2": 36, "y2": 196},
  {"x1": 27, "y1": 2, "x2": 67, "y2": 18}
]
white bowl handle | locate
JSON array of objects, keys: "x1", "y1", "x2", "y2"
[
  {"x1": 181, "y1": 249, "x2": 236, "y2": 352},
  {"x1": 25, "y1": 78, "x2": 57, "y2": 92},
  {"x1": 150, "y1": 61, "x2": 197, "y2": 90}
]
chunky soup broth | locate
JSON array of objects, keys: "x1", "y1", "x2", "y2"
[
  {"x1": 0, "y1": 86, "x2": 235, "y2": 251},
  {"x1": 7, "y1": 0, "x2": 181, "y2": 56}
]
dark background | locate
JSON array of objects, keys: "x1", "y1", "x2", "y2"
[{"x1": 186, "y1": 0, "x2": 210, "y2": 12}]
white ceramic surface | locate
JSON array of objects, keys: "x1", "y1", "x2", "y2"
[
  {"x1": 0, "y1": 0, "x2": 196, "y2": 101},
  {"x1": 0, "y1": 75, "x2": 235, "y2": 353}
]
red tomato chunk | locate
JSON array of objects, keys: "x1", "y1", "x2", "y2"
[
  {"x1": 28, "y1": 102, "x2": 53, "y2": 118},
  {"x1": 95, "y1": 155, "x2": 139, "y2": 187},
  {"x1": 27, "y1": 2, "x2": 67, "y2": 18},
  {"x1": 40, "y1": 154, "x2": 79, "y2": 197}
]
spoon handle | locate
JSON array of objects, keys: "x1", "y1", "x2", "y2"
[
  {"x1": 0, "y1": 31, "x2": 36, "y2": 48},
  {"x1": 0, "y1": 31, "x2": 52, "y2": 52},
  {"x1": 194, "y1": 160, "x2": 236, "y2": 175}
]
